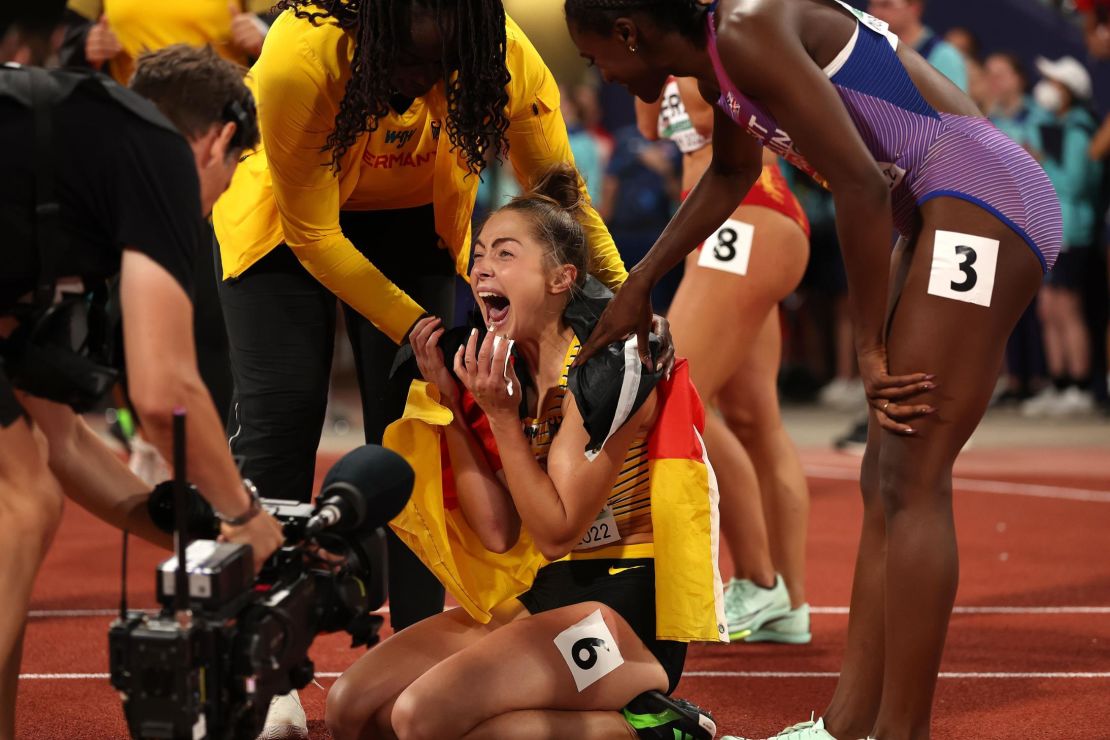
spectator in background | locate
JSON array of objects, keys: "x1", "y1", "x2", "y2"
[
  {"x1": 945, "y1": 26, "x2": 988, "y2": 110},
  {"x1": 986, "y1": 53, "x2": 1035, "y2": 144},
  {"x1": 1074, "y1": 0, "x2": 1110, "y2": 59},
  {"x1": 986, "y1": 52, "x2": 1050, "y2": 405},
  {"x1": 478, "y1": 85, "x2": 609, "y2": 250},
  {"x1": 600, "y1": 127, "x2": 682, "y2": 312},
  {"x1": 560, "y1": 83, "x2": 606, "y2": 205},
  {"x1": 572, "y1": 82, "x2": 614, "y2": 162},
  {"x1": 868, "y1": 0, "x2": 968, "y2": 92},
  {"x1": 474, "y1": 146, "x2": 523, "y2": 219},
  {"x1": 1022, "y1": 56, "x2": 1102, "y2": 417},
  {"x1": 943, "y1": 25, "x2": 979, "y2": 59},
  {"x1": 62, "y1": 0, "x2": 272, "y2": 84}
]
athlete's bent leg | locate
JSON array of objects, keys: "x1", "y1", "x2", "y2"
[
  {"x1": 703, "y1": 414, "x2": 774, "y2": 585},
  {"x1": 17, "y1": 395, "x2": 169, "y2": 548},
  {"x1": 712, "y1": 212, "x2": 809, "y2": 608},
  {"x1": 718, "y1": 309, "x2": 809, "y2": 608},
  {"x1": 870, "y1": 198, "x2": 1043, "y2": 740},
  {"x1": 390, "y1": 602, "x2": 668, "y2": 740},
  {"x1": 326, "y1": 603, "x2": 520, "y2": 740},
  {"x1": 0, "y1": 419, "x2": 66, "y2": 739},
  {"x1": 820, "y1": 416, "x2": 887, "y2": 739},
  {"x1": 822, "y1": 237, "x2": 918, "y2": 739},
  {"x1": 462, "y1": 709, "x2": 636, "y2": 739},
  {"x1": 667, "y1": 208, "x2": 798, "y2": 588}
]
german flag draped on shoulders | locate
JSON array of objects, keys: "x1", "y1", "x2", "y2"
[{"x1": 385, "y1": 279, "x2": 728, "y2": 644}]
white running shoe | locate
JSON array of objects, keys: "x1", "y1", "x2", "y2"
[
  {"x1": 256, "y1": 690, "x2": 308, "y2": 740},
  {"x1": 722, "y1": 714, "x2": 836, "y2": 740},
  {"x1": 818, "y1": 378, "x2": 866, "y2": 411},
  {"x1": 1020, "y1": 386, "x2": 1061, "y2": 418},
  {"x1": 1049, "y1": 386, "x2": 1095, "y2": 417},
  {"x1": 744, "y1": 603, "x2": 812, "y2": 645},
  {"x1": 127, "y1": 434, "x2": 170, "y2": 487},
  {"x1": 724, "y1": 575, "x2": 791, "y2": 641}
]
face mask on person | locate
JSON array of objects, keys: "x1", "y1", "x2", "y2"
[{"x1": 1033, "y1": 80, "x2": 1065, "y2": 113}]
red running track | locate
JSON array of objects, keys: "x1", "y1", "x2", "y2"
[{"x1": 16, "y1": 447, "x2": 1110, "y2": 738}]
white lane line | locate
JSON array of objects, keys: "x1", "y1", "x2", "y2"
[
  {"x1": 28, "y1": 609, "x2": 141, "y2": 618},
  {"x1": 21, "y1": 671, "x2": 1110, "y2": 680},
  {"x1": 809, "y1": 606, "x2": 1110, "y2": 615},
  {"x1": 29, "y1": 605, "x2": 1110, "y2": 619},
  {"x1": 803, "y1": 465, "x2": 1110, "y2": 503},
  {"x1": 684, "y1": 671, "x2": 1110, "y2": 679},
  {"x1": 27, "y1": 607, "x2": 393, "y2": 619}
]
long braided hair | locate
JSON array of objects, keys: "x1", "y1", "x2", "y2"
[
  {"x1": 564, "y1": 0, "x2": 709, "y2": 44},
  {"x1": 274, "y1": 0, "x2": 511, "y2": 175}
]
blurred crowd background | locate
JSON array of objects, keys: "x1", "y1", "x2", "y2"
[
  {"x1": 58, "y1": 0, "x2": 1110, "y2": 437},
  {"x1": 488, "y1": 0, "x2": 1110, "y2": 433}
]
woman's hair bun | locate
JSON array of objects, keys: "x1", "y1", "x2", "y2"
[{"x1": 524, "y1": 162, "x2": 586, "y2": 213}]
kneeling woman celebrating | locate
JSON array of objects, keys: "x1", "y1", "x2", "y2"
[{"x1": 325, "y1": 164, "x2": 726, "y2": 740}]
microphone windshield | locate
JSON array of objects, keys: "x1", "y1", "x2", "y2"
[{"x1": 319, "y1": 445, "x2": 414, "y2": 531}]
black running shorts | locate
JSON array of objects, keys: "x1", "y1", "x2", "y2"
[{"x1": 517, "y1": 557, "x2": 687, "y2": 693}]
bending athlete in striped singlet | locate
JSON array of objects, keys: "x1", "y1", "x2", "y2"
[{"x1": 564, "y1": 0, "x2": 1061, "y2": 738}]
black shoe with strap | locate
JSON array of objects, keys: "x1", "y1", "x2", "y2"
[{"x1": 622, "y1": 690, "x2": 716, "y2": 739}]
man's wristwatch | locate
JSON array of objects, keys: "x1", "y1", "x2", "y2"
[{"x1": 216, "y1": 479, "x2": 262, "y2": 527}]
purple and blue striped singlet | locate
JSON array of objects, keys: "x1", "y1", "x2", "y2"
[{"x1": 706, "y1": 0, "x2": 1062, "y2": 270}]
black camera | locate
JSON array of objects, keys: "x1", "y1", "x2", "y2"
[{"x1": 108, "y1": 442, "x2": 414, "y2": 740}]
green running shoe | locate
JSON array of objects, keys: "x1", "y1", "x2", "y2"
[
  {"x1": 622, "y1": 690, "x2": 717, "y2": 739},
  {"x1": 724, "y1": 575, "x2": 791, "y2": 641},
  {"x1": 744, "y1": 603, "x2": 812, "y2": 645}
]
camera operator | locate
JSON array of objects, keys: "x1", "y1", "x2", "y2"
[{"x1": 0, "y1": 10, "x2": 283, "y2": 735}]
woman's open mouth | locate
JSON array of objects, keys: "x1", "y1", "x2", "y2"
[{"x1": 479, "y1": 290, "x2": 511, "y2": 329}]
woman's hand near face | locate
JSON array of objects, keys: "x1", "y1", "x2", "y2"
[
  {"x1": 410, "y1": 316, "x2": 461, "y2": 408},
  {"x1": 454, "y1": 329, "x2": 521, "y2": 423}
]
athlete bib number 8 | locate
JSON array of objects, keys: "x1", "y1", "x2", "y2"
[
  {"x1": 926, "y1": 230, "x2": 999, "y2": 307},
  {"x1": 697, "y1": 219, "x2": 754, "y2": 276}
]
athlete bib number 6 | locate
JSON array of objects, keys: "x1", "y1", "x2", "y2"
[
  {"x1": 697, "y1": 219, "x2": 754, "y2": 276},
  {"x1": 926, "y1": 230, "x2": 999, "y2": 307}
]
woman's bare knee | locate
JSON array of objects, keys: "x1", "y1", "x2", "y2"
[
  {"x1": 859, "y1": 448, "x2": 881, "y2": 508},
  {"x1": 325, "y1": 672, "x2": 370, "y2": 739},
  {"x1": 391, "y1": 687, "x2": 444, "y2": 740},
  {"x1": 327, "y1": 661, "x2": 410, "y2": 740},
  {"x1": 876, "y1": 437, "x2": 955, "y2": 518},
  {"x1": 0, "y1": 458, "x2": 64, "y2": 547}
]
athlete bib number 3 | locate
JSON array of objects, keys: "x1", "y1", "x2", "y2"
[
  {"x1": 698, "y1": 219, "x2": 754, "y2": 276},
  {"x1": 926, "y1": 230, "x2": 999, "y2": 308}
]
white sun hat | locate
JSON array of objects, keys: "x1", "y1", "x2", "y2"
[{"x1": 1035, "y1": 55, "x2": 1093, "y2": 100}]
